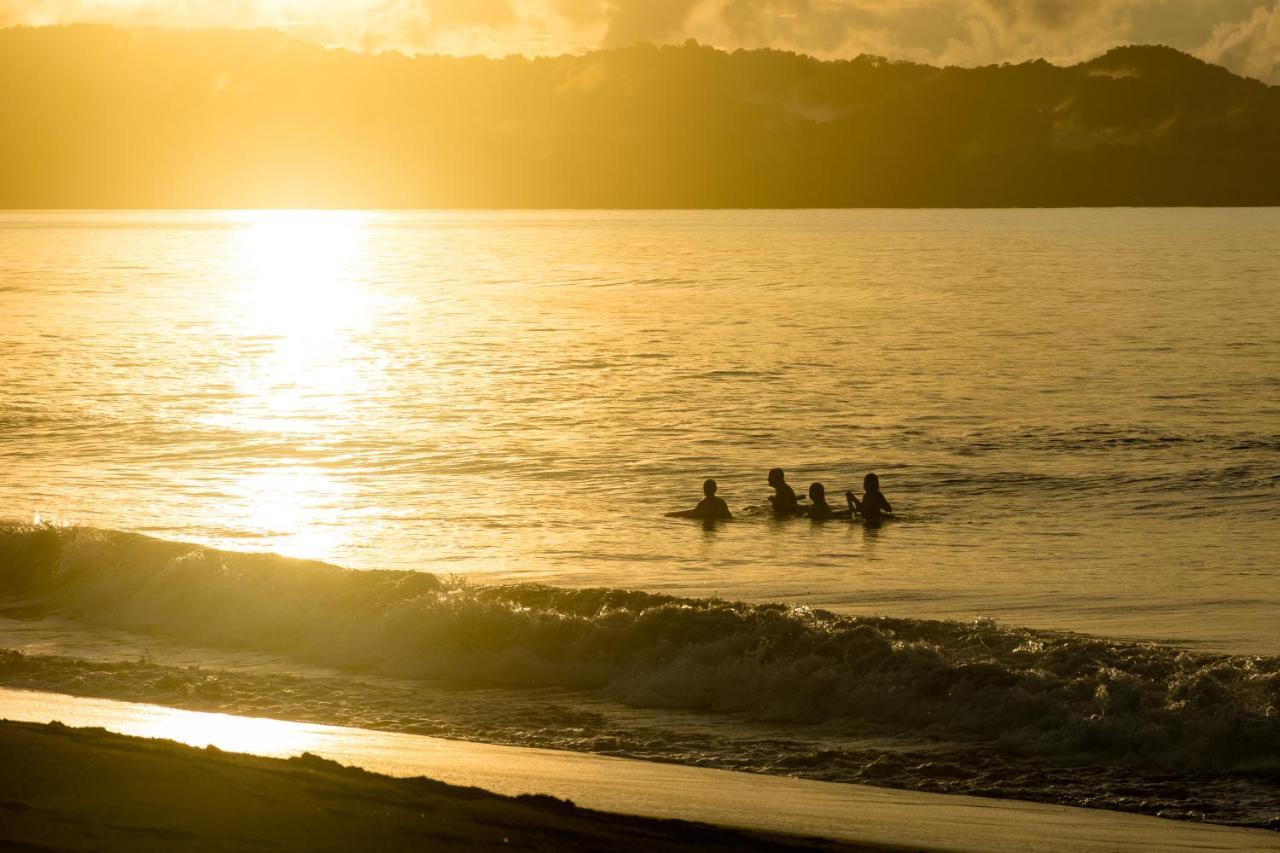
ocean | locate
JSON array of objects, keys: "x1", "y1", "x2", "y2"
[{"x1": 1, "y1": 208, "x2": 1278, "y2": 827}]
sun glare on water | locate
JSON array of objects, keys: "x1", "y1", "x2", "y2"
[
  {"x1": 204, "y1": 211, "x2": 388, "y2": 561},
  {"x1": 231, "y1": 210, "x2": 375, "y2": 342}
]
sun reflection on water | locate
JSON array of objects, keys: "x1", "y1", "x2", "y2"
[
  {"x1": 227, "y1": 467, "x2": 353, "y2": 560},
  {"x1": 231, "y1": 209, "x2": 375, "y2": 342},
  {"x1": 226, "y1": 210, "x2": 382, "y2": 427},
  {"x1": 206, "y1": 211, "x2": 388, "y2": 561}
]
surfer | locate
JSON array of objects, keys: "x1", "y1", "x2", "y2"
[
  {"x1": 767, "y1": 468, "x2": 800, "y2": 516},
  {"x1": 805, "y1": 482, "x2": 852, "y2": 520},
  {"x1": 666, "y1": 478, "x2": 733, "y2": 520},
  {"x1": 846, "y1": 473, "x2": 893, "y2": 525}
]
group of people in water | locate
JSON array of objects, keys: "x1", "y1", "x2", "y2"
[{"x1": 667, "y1": 468, "x2": 893, "y2": 524}]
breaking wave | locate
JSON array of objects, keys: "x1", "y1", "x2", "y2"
[{"x1": 2, "y1": 522, "x2": 1278, "y2": 775}]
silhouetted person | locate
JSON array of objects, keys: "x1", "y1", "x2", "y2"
[
  {"x1": 807, "y1": 482, "x2": 852, "y2": 520},
  {"x1": 846, "y1": 473, "x2": 893, "y2": 525},
  {"x1": 767, "y1": 468, "x2": 799, "y2": 516},
  {"x1": 666, "y1": 478, "x2": 732, "y2": 520}
]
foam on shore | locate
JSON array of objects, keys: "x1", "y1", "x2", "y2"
[{"x1": 3, "y1": 523, "x2": 1277, "y2": 780}]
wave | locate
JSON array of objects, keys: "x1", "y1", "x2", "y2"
[
  {"x1": 2, "y1": 522, "x2": 1278, "y2": 775},
  {"x1": 926, "y1": 424, "x2": 1280, "y2": 456}
]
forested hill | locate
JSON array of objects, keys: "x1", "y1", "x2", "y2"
[{"x1": 2, "y1": 25, "x2": 1278, "y2": 207}]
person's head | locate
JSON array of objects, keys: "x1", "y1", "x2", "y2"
[
  {"x1": 768, "y1": 468, "x2": 785, "y2": 487},
  {"x1": 703, "y1": 478, "x2": 718, "y2": 497},
  {"x1": 864, "y1": 473, "x2": 880, "y2": 493},
  {"x1": 808, "y1": 482, "x2": 826, "y2": 503}
]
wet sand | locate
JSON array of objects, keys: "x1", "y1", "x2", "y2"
[
  {"x1": 0, "y1": 719, "x2": 874, "y2": 853},
  {"x1": 4, "y1": 688, "x2": 1279, "y2": 852}
]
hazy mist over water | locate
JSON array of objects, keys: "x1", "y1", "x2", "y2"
[{"x1": 2, "y1": 208, "x2": 1278, "y2": 652}]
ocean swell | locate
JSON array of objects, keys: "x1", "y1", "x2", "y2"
[{"x1": 2, "y1": 522, "x2": 1278, "y2": 774}]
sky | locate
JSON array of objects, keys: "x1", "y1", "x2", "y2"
[{"x1": 2, "y1": 0, "x2": 1278, "y2": 82}]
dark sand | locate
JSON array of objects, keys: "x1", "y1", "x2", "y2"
[{"x1": 0, "y1": 720, "x2": 891, "y2": 852}]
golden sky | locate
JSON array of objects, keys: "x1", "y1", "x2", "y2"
[{"x1": 1, "y1": 0, "x2": 1277, "y2": 81}]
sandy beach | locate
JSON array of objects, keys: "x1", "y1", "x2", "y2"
[
  {"x1": 4, "y1": 688, "x2": 1279, "y2": 852},
  {"x1": 0, "y1": 719, "x2": 877, "y2": 853}
]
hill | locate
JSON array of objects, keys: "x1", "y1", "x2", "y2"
[{"x1": 2, "y1": 25, "x2": 1278, "y2": 207}]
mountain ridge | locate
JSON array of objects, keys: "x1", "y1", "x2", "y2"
[{"x1": 2, "y1": 25, "x2": 1278, "y2": 207}]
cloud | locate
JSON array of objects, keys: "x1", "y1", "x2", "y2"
[
  {"x1": 0, "y1": 0, "x2": 516, "y2": 37},
  {"x1": 1199, "y1": 1, "x2": 1280, "y2": 82},
  {"x1": 599, "y1": 0, "x2": 701, "y2": 46},
  {"x1": 0, "y1": 0, "x2": 263, "y2": 29},
  {"x1": 1, "y1": 0, "x2": 1277, "y2": 82},
  {"x1": 547, "y1": 0, "x2": 601, "y2": 25},
  {"x1": 0, "y1": 0, "x2": 531, "y2": 55},
  {"x1": 714, "y1": 0, "x2": 883, "y2": 53},
  {"x1": 336, "y1": 0, "x2": 518, "y2": 53},
  {"x1": 929, "y1": 0, "x2": 1155, "y2": 67}
]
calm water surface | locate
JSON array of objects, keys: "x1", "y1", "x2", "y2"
[{"x1": 2, "y1": 209, "x2": 1277, "y2": 651}]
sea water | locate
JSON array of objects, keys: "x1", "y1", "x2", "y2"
[
  {"x1": 2, "y1": 209, "x2": 1276, "y2": 649},
  {"x1": 1, "y1": 209, "x2": 1278, "y2": 826}
]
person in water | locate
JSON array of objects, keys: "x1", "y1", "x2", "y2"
[
  {"x1": 846, "y1": 473, "x2": 893, "y2": 525},
  {"x1": 767, "y1": 468, "x2": 800, "y2": 516},
  {"x1": 666, "y1": 478, "x2": 733, "y2": 520},
  {"x1": 806, "y1": 482, "x2": 852, "y2": 520}
]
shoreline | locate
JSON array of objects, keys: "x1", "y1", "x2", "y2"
[
  {"x1": 3, "y1": 692, "x2": 1278, "y2": 852},
  {"x1": 0, "y1": 718, "x2": 871, "y2": 853},
  {"x1": 2, "y1": 522, "x2": 1278, "y2": 830},
  {"x1": 3, "y1": 643, "x2": 1279, "y2": 830}
]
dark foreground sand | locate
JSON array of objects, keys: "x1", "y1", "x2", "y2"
[{"x1": 0, "y1": 720, "x2": 888, "y2": 852}]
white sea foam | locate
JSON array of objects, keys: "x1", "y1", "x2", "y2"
[{"x1": 3, "y1": 524, "x2": 1276, "y2": 776}]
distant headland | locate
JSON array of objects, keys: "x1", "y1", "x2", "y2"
[{"x1": 2, "y1": 25, "x2": 1278, "y2": 208}]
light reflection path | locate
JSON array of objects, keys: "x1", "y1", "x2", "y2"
[
  {"x1": 213, "y1": 210, "x2": 387, "y2": 559},
  {"x1": 1, "y1": 688, "x2": 1275, "y2": 853}
]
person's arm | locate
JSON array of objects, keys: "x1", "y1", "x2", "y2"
[
  {"x1": 667, "y1": 499, "x2": 706, "y2": 519},
  {"x1": 718, "y1": 500, "x2": 733, "y2": 520},
  {"x1": 846, "y1": 491, "x2": 863, "y2": 516},
  {"x1": 879, "y1": 494, "x2": 893, "y2": 515}
]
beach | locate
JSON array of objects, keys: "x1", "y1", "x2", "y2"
[
  {"x1": 5, "y1": 694, "x2": 1279, "y2": 852},
  {"x1": 0, "y1": 719, "x2": 864, "y2": 852},
  {"x1": 3, "y1": 522, "x2": 1279, "y2": 829}
]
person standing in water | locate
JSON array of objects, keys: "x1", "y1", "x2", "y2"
[
  {"x1": 846, "y1": 473, "x2": 893, "y2": 525},
  {"x1": 666, "y1": 479, "x2": 733, "y2": 520},
  {"x1": 806, "y1": 482, "x2": 852, "y2": 520},
  {"x1": 767, "y1": 468, "x2": 800, "y2": 516}
]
